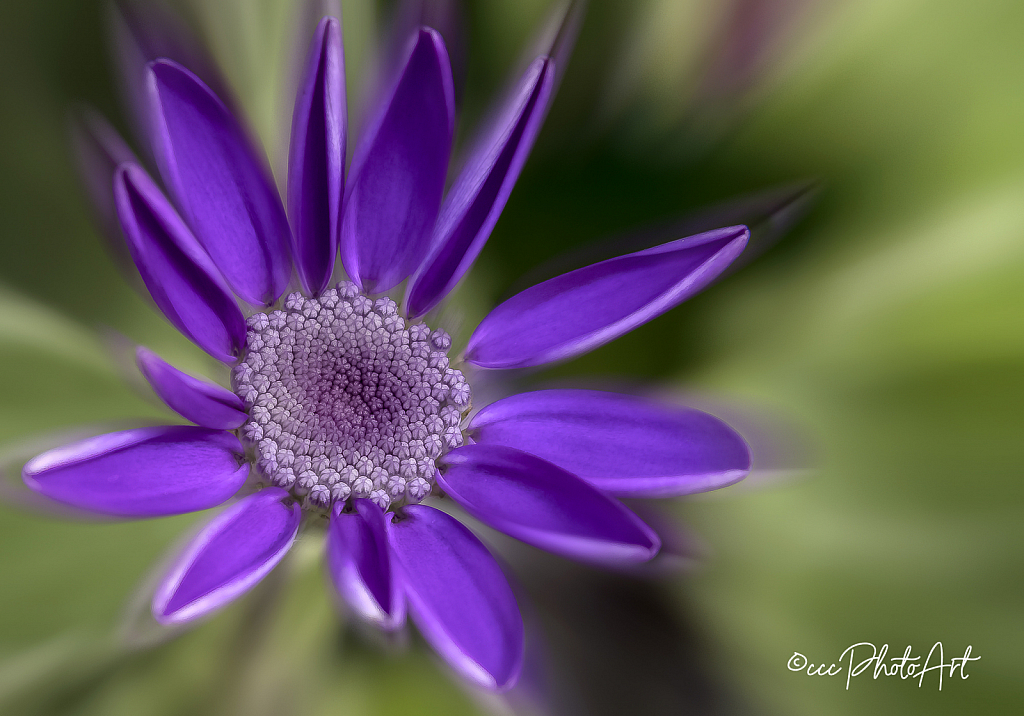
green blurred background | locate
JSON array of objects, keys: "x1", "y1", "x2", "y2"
[{"x1": 0, "y1": 0, "x2": 1021, "y2": 714}]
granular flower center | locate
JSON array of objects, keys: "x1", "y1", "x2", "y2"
[{"x1": 233, "y1": 282, "x2": 469, "y2": 512}]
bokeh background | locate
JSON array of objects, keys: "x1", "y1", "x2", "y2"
[{"x1": 0, "y1": 0, "x2": 1021, "y2": 714}]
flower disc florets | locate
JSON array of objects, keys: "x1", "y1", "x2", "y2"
[{"x1": 233, "y1": 281, "x2": 470, "y2": 512}]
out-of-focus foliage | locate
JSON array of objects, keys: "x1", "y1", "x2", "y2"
[{"x1": 0, "y1": 0, "x2": 1021, "y2": 715}]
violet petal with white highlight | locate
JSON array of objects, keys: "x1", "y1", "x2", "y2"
[{"x1": 466, "y1": 226, "x2": 749, "y2": 369}]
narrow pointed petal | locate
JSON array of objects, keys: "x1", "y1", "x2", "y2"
[
  {"x1": 340, "y1": 28, "x2": 454, "y2": 293},
  {"x1": 405, "y1": 57, "x2": 556, "y2": 317},
  {"x1": 70, "y1": 108, "x2": 138, "y2": 242},
  {"x1": 387, "y1": 504, "x2": 522, "y2": 691},
  {"x1": 113, "y1": 164, "x2": 246, "y2": 362},
  {"x1": 508, "y1": 183, "x2": 814, "y2": 295},
  {"x1": 326, "y1": 498, "x2": 404, "y2": 630},
  {"x1": 288, "y1": 16, "x2": 346, "y2": 296},
  {"x1": 386, "y1": 0, "x2": 466, "y2": 97},
  {"x1": 153, "y1": 488, "x2": 300, "y2": 624},
  {"x1": 111, "y1": 0, "x2": 233, "y2": 148},
  {"x1": 439, "y1": 444, "x2": 660, "y2": 564},
  {"x1": 148, "y1": 59, "x2": 292, "y2": 306},
  {"x1": 136, "y1": 347, "x2": 247, "y2": 430},
  {"x1": 22, "y1": 426, "x2": 248, "y2": 518},
  {"x1": 548, "y1": 0, "x2": 585, "y2": 81},
  {"x1": 466, "y1": 226, "x2": 749, "y2": 369},
  {"x1": 470, "y1": 390, "x2": 751, "y2": 497}
]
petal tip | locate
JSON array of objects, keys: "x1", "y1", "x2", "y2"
[
  {"x1": 288, "y1": 12, "x2": 346, "y2": 296},
  {"x1": 466, "y1": 225, "x2": 754, "y2": 369},
  {"x1": 339, "y1": 23, "x2": 454, "y2": 292}
]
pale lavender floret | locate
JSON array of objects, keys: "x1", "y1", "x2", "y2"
[
  {"x1": 243, "y1": 423, "x2": 263, "y2": 442},
  {"x1": 406, "y1": 476, "x2": 432, "y2": 501},
  {"x1": 399, "y1": 457, "x2": 418, "y2": 479},
  {"x1": 429, "y1": 329, "x2": 451, "y2": 350},
  {"x1": 297, "y1": 469, "x2": 318, "y2": 494},
  {"x1": 387, "y1": 475, "x2": 407, "y2": 498},
  {"x1": 449, "y1": 381, "x2": 471, "y2": 407},
  {"x1": 337, "y1": 280, "x2": 359, "y2": 299},
  {"x1": 425, "y1": 414, "x2": 444, "y2": 433},
  {"x1": 351, "y1": 474, "x2": 373, "y2": 497},
  {"x1": 276, "y1": 449, "x2": 295, "y2": 468},
  {"x1": 284, "y1": 292, "x2": 304, "y2": 310},
  {"x1": 308, "y1": 483, "x2": 331, "y2": 507},
  {"x1": 370, "y1": 467, "x2": 389, "y2": 488},
  {"x1": 274, "y1": 467, "x2": 296, "y2": 490},
  {"x1": 331, "y1": 482, "x2": 352, "y2": 503},
  {"x1": 442, "y1": 426, "x2": 463, "y2": 449},
  {"x1": 424, "y1": 434, "x2": 443, "y2": 457},
  {"x1": 440, "y1": 405, "x2": 462, "y2": 426},
  {"x1": 369, "y1": 489, "x2": 391, "y2": 510},
  {"x1": 263, "y1": 423, "x2": 282, "y2": 440}
]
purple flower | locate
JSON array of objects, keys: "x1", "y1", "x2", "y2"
[{"x1": 26, "y1": 14, "x2": 752, "y2": 692}]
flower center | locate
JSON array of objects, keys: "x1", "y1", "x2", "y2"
[{"x1": 233, "y1": 282, "x2": 470, "y2": 512}]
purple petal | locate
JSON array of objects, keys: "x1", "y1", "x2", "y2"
[
  {"x1": 113, "y1": 163, "x2": 246, "y2": 363},
  {"x1": 439, "y1": 444, "x2": 659, "y2": 565},
  {"x1": 470, "y1": 390, "x2": 750, "y2": 497},
  {"x1": 136, "y1": 347, "x2": 248, "y2": 430},
  {"x1": 22, "y1": 426, "x2": 248, "y2": 518},
  {"x1": 152, "y1": 488, "x2": 300, "y2": 624},
  {"x1": 326, "y1": 498, "x2": 405, "y2": 630},
  {"x1": 288, "y1": 16, "x2": 346, "y2": 296},
  {"x1": 466, "y1": 226, "x2": 749, "y2": 369},
  {"x1": 339, "y1": 28, "x2": 454, "y2": 294},
  {"x1": 387, "y1": 504, "x2": 522, "y2": 691},
  {"x1": 148, "y1": 59, "x2": 292, "y2": 306},
  {"x1": 405, "y1": 56, "x2": 556, "y2": 317}
]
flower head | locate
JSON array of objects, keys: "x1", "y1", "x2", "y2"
[{"x1": 25, "y1": 10, "x2": 751, "y2": 692}]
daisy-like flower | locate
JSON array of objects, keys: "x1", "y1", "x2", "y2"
[{"x1": 24, "y1": 11, "x2": 751, "y2": 692}]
